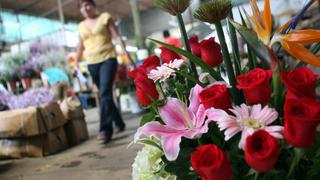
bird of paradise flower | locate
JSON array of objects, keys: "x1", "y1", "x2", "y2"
[{"x1": 243, "y1": 0, "x2": 320, "y2": 67}]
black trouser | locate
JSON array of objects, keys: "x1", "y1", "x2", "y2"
[{"x1": 88, "y1": 58, "x2": 125, "y2": 138}]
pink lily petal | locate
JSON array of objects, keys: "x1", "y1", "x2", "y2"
[
  {"x1": 194, "y1": 104, "x2": 207, "y2": 128},
  {"x1": 161, "y1": 134, "x2": 182, "y2": 161},
  {"x1": 134, "y1": 121, "x2": 178, "y2": 142},
  {"x1": 159, "y1": 98, "x2": 194, "y2": 130},
  {"x1": 182, "y1": 124, "x2": 210, "y2": 139},
  {"x1": 188, "y1": 84, "x2": 203, "y2": 115}
]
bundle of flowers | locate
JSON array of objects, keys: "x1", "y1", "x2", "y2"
[
  {"x1": 0, "y1": 88, "x2": 54, "y2": 109},
  {"x1": 131, "y1": 0, "x2": 320, "y2": 179}
]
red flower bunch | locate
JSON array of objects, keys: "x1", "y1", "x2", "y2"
[
  {"x1": 191, "y1": 144, "x2": 232, "y2": 180},
  {"x1": 237, "y1": 68, "x2": 272, "y2": 105},
  {"x1": 199, "y1": 84, "x2": 232, "y2": 111},
  {"x1": 189, "y1": 36, "x2": 223, "y2": 67},
  {"x1": 245, "y1": 130, "x2": 280, "y2": 173},
  {"x1": 128, "y1": 55, "x2": 160, "y2": 106}
]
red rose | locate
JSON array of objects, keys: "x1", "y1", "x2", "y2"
[
  {"x1": 284, "y1": 98, "x2": 320, "y2": 148},
  {"x1": 160, "y1": 46, "x2": 180, "y2": 64},
  {"x1": 135, "y1": 75, "x2": 159, "y2": 107},
  {"x1": 245, "y1": 130, "x2": 280, "y2": 173},
  {"x1": 281, "y1": 67, "x2": 318, "y2": 99},
  {"x1": 237, "y1": 68, "x2": 272, "y2": 105},
  {"x1": 128, "y1": 67, "x2": 145, "y2": 79},
  {"x1": 199, "y1": 84, "x2": 232, "y2": 111},
  {"x1": 199, "y1": 37, "x2": 223, "y2": 67},
  {"x1": 141, "y1": 55, "x2": 161, "y2": 74},
  {"x1": 191, "y1": 144, "x2": 232, "y2": 180},
  {"x1": 189, "y1": 36, "x2": 201, "y2": 57}
]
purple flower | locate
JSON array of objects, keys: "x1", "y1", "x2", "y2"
[{"x1": 2, "y1": 88, "x2": 54, "y2": 109}]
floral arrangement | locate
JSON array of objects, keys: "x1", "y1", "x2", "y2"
[
  {"x1": 28, "y1": 42, "x2": 70, "y2": 75},
  {"x1": 131, "y1": 0, "x2": 320, "y2": 179},
  {"x1": 0, "y1": 88, "x2": 54, "y2": 109}
]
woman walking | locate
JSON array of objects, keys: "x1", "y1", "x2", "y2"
[{"x1": 75, "y1": 0, "x2": 134, "y2": 143}]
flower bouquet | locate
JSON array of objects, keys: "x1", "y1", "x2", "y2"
[{"x1": 131, "y1": 0, "x2": 320, "y2": 179}]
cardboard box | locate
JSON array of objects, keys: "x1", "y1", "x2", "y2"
[
  {"x1": 59, "y1": 97, "x2": 85, "y2": 120},
  {"x1": 64, "y1": 119, "x2": 89, "y2": 146},
  {"x1": 0, "y1": 107, "x2": 46, "y2": 138},
  {"x1": 0, "y1": 137, "x2": 43, "y2": 159},
  {"x1": 39, "y1": 102, "x2": 67, "y2": 131},
  {"x1": 43, "y1": 127, "x2": 69, "y2": 156},
  {"x1": 0, "y1": 127, "x2": 69, "y2": 159}
]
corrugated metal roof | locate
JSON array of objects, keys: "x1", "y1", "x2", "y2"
[{"x1": 0, "y1": 0, "x2": 155, "y2": 21}]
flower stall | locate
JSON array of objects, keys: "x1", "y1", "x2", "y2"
[{"x1": 131, "y1": 0, "x2": 320, "y2": 179}]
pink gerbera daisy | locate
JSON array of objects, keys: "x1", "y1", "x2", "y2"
[{"x1": 207, "y1": 104, "x2": 283, "y2": 149}]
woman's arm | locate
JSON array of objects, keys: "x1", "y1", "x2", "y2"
[
  {"x1": 75, "y1": 38, "x2": 85, "y2": 69},
  {"x1": 108, "y1": 18, "x2": 135, "y2": 66}
]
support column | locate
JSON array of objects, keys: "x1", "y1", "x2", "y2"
[
  {"x1": 129, "y1": 0, "x2": 145, "y2": 49},
  {"x1": 57, "y1": 0, "x2": 66, "y2": 46}
]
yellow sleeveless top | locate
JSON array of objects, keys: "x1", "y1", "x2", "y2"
[{"x1": 78, "y1": 12, "x2": 117, "y2": 64}]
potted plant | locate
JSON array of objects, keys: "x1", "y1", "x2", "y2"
[
  {"x1": 0, "y1": 68, "x2": 18, "y2": 92},
  {"x1": 18, "y1": 63, "x2": 37, "y2": 89},
  {"x1": 0, "y1": 52, "x2": 27, "y2": 91}
]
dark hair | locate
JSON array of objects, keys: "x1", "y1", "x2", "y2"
[
  {"x1": 163, "y1": 30, "x2": 170, "y2": 38},
  {"x1": 79, "y1": 0, "x2": 96, "y2": 6}
]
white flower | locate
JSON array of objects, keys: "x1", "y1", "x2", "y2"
[
  {"x1": 132, "y1": 145, "x2": 176, "y2": 180},
  {"x1": 148, "y1": 59, "x2": 184, "y2": 82}
]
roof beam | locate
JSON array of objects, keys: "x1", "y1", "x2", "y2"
[
  {"x1": 41, "y1": 0, "x2": 74, "y2": 17},
  {"x1": 15, "y1": 0, "x2": 45, "y2": 13}
]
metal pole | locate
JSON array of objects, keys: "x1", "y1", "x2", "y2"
[
  {"x1": 57, "y1": 0, "x2": 66, "y2": 46},
  {"x1": 15, "y1": 13, "x2": 22, "y2": 51},
  {"x1": 129, "y1": 0, "x2": 145, "y2": 49}
]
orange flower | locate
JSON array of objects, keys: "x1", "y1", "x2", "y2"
[
  {"x1": 246, "y1": 0, "x2": 320, "y2": 67},
  {"x1": 244, "y1": 0, "x2": 272, "y2": 45}
]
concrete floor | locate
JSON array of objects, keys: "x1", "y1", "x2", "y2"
[{"x1": 0, "y1": 109, "x2": 142, "y2": 180}]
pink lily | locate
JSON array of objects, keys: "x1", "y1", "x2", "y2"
[{"x1": 134, "y1": 85, "x2": 227, "y2": 161}]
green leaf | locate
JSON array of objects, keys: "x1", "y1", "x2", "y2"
[
  {"x1": 162, "y1": 146, "x2": 198, "y2": 180},
  {"x1": 238, "y1": 7, "x2": 247, "y2": 27},
  {"x1": 137, "y1": 138, "x2": 162, "y2": 151},
  {"x1": 228, "y1": 19, "x2": 273, "y2": 68},
  {"x1": 149, "y1": 38, "x2": 223, "y2": 81},
  {"x1": 168, "y1": 66, "x2": 206, "y2": 87},
  {"x1": 140, "y1": 111, "x2": 156, "y2": 126}
]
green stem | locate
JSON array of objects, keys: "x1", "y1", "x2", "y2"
[
  {"x1": 150, "y1": 101, "x2": 159, "y2": 116},
  {"x1": 156, "y1": 82, "x2": 166, "y2": 99},
  {"x1": 177, "y1": 13, "x2": 198, "y2": 78},
  {"x1": 228, "y1": 11, "x2": 241, "y2": 76},
  {"x1": 272, "y1": 72, "x2": 281, "y2": 113},
  {"x1": 247, "y1": 48, "x2": 257, "y2": 70},
  {"x1": 215, "y1": 21, "x2": 241, "y2": 105},
  {"x1": 197, "y1": 138, "x2": 203, "y2": 146},
  {"x1": 254, "y1": 172, "x2": 259, "y2": 180},
  {"x1": 287, "y1": 148, "x2": 304, "y2": 179},
  {"x1": 175, "y1": 69, "x2": 206, "y2": 88}
]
